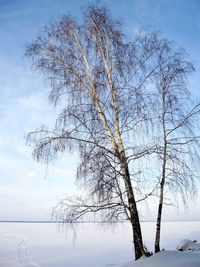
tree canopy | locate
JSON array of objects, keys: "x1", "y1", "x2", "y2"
[{"x1": 26, "y1": 4, "x2": 200, "y2": 260}]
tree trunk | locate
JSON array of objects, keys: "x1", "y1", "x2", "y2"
[
  {"x1": 155, "y1": 86, "x2": 167, "y2": 253},
  {"x1": 130, "y1": 195, "x2": 146, "y2": 259},
  {"x1": 155, "y1": 148, "x2": 166, "y2": 253},
  {"x1": 155, "y1": 184, "x2": 164, "y2": 253},
  {"x1": 119, "y1": 151, "x2": 146, "y2": 260},
  {"x1": 155, "y1": 118, "x2": 167, "y2": 252}
]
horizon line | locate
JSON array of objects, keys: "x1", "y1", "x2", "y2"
[{"x1": 0, "y1": 219, "x2": 200, "y2": 223}]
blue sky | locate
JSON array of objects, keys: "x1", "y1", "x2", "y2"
[{"x1": 0, "y1": 0, "x2": 200, "y2": 221}]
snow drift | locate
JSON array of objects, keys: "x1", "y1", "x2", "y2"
[
  {"x1": 176, "y1": 239, "x2": 200, "y2": 251},
  {"x1": 122, "y1": 250, "x2": 200, "y2": 267}
]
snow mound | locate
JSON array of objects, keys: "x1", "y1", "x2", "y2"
[
  {"x1": 121, "y1": 250, "x2": 200, "y2": 267},
  {"x1": 177, "y1": 239, "x2": 200, "y2": 251}
]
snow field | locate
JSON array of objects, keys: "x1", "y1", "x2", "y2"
[{"x1": 0, "y1": 221, "x2": 200, "y2": 267}]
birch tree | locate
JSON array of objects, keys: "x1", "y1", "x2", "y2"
[
  {"x1": 152, "y1": 47, "x2": 200, "y2": 253},
  {"x1": 25, "y1": 4, "x2": 198, "y2": 260}
]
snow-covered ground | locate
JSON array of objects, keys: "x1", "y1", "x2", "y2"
[
  {"x1": 122, "y1": 250, "x2": 200, "y2": 267},
  {"x1": 0, "y1": 221, "x2": 200, "y2": 267}
]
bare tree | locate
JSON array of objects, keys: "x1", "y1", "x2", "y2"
[
  {"x1": 151, "y1": 47, "x2": 200, "y2": 253},
  {"x1": 25, "y1": 4, "x2": 199, "y2": 260}
]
